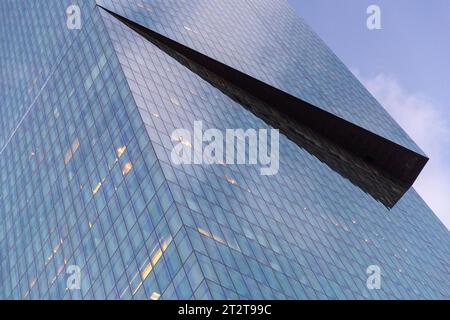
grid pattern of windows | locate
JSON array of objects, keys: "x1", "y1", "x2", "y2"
[
  {"x1": 0, "y1": 0, "x2": 449, "y2": 300},
  {"x1": 96, "y1": 0, "x2": 424, "y2": 155},
  {"x1": 100, "y1": 6, "x2": 450, "y2": 299},
  {"x1": 0, "y1": 0, "x2": 198, "y2": 300}
]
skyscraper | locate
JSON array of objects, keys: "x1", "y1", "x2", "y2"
[{"x1": 0, "y1": 0, "x2": 448, "y2": 300}]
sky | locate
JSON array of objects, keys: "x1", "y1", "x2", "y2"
[{"x1": 289, "y1": 0, "x2": 450, "y2": 230}]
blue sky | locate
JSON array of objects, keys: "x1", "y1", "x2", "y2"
[{"x1": 289, "y1": 0, "x2": 450, "y2": 229}]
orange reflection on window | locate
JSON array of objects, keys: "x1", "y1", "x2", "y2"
[
  {"x1": 122, "y1": 162, "x2": 133, "y2": 176},
  {"x1": 178, "y1": 136, "x2": 192, "y2": 148},
  {"x1": 150, "y1": 292, "x2": 161, "y2": 300},
  {"x1": 225, "y1": 175, "x2": 237, "y2": 185},
  {"x1": 197, "y1": 227, "x2": 227, "y2": 245},
  {"x1": 92, "y1": 182, "x2": 102, "y2": 195},
  {"x1": 141, "y1": 240, "x2": 170, "y2": 281},
  {"x1": 133, "y1": 240, "x2": 170, "y2": 295},
  {"x1": 64, "y1": 138, "x2": 80, "y2": 165},
  {"x1": 197, "y1": 227, "x2": 211, "y2": 238},
  {"x1": 117, "y1": 145, "x2": 127, "y2": 159}
]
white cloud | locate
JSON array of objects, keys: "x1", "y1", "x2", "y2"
[{"x1": 354, "y1": 71, "x2": 450, "y2": 230}]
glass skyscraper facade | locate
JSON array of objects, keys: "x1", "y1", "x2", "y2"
[{"x1": 0, "y1": 0, "x2": 449, "y2": 300}]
